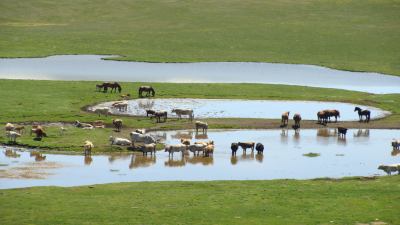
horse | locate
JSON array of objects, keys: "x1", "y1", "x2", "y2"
[
  {"x1": 317, "y1": 111, "x2": 328, "y2": 125},
  {"x1": 325, "y1": 109, "x2": 340, "y2": 123},
  {"x1": 281, "y1": 111, "x2": 290, "y2": 127},
  {"x1": 109, "y1": 82, "x2": 122, "y2": 93},
  {"x1": 337, "y1": 127, "x2": 348, "y2": 138},
  {"x1": 153, "y1": 111, "x2": 167, "y2": 123},
  {"x1": 172, "y1": 109, "x2": 194, "y2": 121},
  {"x1": 138, "y1": 86, "x2": 155, "y2": 98},
  {"x1": 145, "y1": 109, "x2": 156, "y2": 117},
  {"x1": 195, "y1": 121, "x2": 208, "y2": 133},
  {"x1": 112, "y1": 119, "x2": 123, "y2": 132},
  {"x1": 293, "y1": 113, "x2": 301, "y2": 127},
  {"x1": 95, "y1": 84, "x2": 104, "y2": 92},
  {"x1": 354, "y1": 107, "x2": 370, "y2": 123},
  {"x1": 99, "y1": 82, "x2": 122, "y2": 93}
]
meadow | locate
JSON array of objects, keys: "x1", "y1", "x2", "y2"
[
  {"x1": 0, "y1": 79, "x2": 399, "y2": 152},
  {"x1": 0, "y1": 0, "x2": 399, "y2": 76},
  {"x1": 1, "y1": 176, "x2": 399, "y2": 225}
]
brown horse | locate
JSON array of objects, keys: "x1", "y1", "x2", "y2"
[
  {"x1": 293, "y1": 113, "x2": 301, "y2": 127},
  {"x1": 97, "y1": 82, "x2": 122, "y2": 93},
  {"x1": 325, "y1": 109, "x2": 340, "y2": 122},
  {"x1": 138, "y1": 86, "x2": 155, "y2": 98},
  {"x1": 317, "y1": 111, "x2": 328, "y2": 124},
  {"x1": 281, "y1": 111, "x2": 290, "y2": 127}
]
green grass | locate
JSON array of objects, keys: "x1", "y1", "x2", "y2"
[
  {"x1": 1, "y1": 79, "x2": 399, "y2": 124},
  {"x1": 0, "y1": 176, "x2": 399, "y2": 225},
  {"x1": 0, "y1": 0, "x2": 400, "y2": 76},
  {"x1": 0, "y1": 79, "x2": 399, "y2": 151}
]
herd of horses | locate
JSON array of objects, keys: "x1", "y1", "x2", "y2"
[{"x1": 95, "y1": 82, "x2": 156, "y2": 99}]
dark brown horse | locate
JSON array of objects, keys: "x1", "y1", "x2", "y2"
[
  {"x1": 354, "y1": 107, "x2": 370, "y2": 123},
  {"x1": 293, "y1": 113, "x2": 301, "y2": 127},
  {"x1": 96, "y1": 82, "x2": 122, "y2": 93},
  {"x1": 138, "y1": 86, "x2": 155, "y2": 98},
  {"x1": 153, "y1": 111, "x2": 167, "y2": 123}
]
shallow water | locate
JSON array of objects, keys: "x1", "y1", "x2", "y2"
[
  {"x1": 1, "y1": 129, "x2": 399, "y2": 189},
  {"x1": 1, "y1": 55, "x2": 399, "y2": 94},
  {"x1": 91, "y1": 98, "x2": 389, "y2": 121}
]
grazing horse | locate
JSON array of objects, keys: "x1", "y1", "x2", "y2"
[
  {"x1": 138, "y1": 86, "x2": 155, "y2": 98},
  {"x1": 172, "y1": 109, "x2": 194, "y2": 121},
  {"x1": 337, "y1": 127, "x2": 348, "y2": 138},
  {"x1": 255, "y1": 143, "x2": 264, "y2": 154},
  {"x1": 109, "y1": 82, "x2": 122, "y2": 93},
  {"x1": 293, "y1": 113, "x2": 301, "y2": 127},
  {"x1": 354, "y1": 107, "x2": 370, "y2": 123},
  {"x1": 98, "y1": 82, "x2": 122, "y2": 93},
  {"x1": 231, "y1": 143, "x2": 239, "y2": 156},
  {"x1": 317, "y1": 111, "x2": 328, "y2": 124},
  {"x1": 95, "y1": 84, "x2": 104, "y2": 92},
  {"x1": 281, "y1": 111, "x2": 290, "y2": 127},
  {"x1": 112, "y1": 119, "x2": 123, "y2": 132},
  {"x1": 325, "y1": 109, "x2": 340, "y2": 123},
  {"x1": 153, "y1": 111, "x2": 167, "y2": 123}
]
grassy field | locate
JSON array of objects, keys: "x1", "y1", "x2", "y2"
[
  {"x1": 0, "y1": 0, "x2": 399, "y2": 76},
  {"x1": 0, "y1": 176, "x2": 399, "y2": 225},
  {"x1": 0, "y1": 79, "x2": 399, "y2": 151}
]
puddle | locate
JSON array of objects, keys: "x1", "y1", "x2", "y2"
[
  {"x1": 0, "y1": 55, "x2": 399, "y2": 94},
  {"x1": 1, "y1": 129, "x2": 399, "y2": 189},
  {"x1": 91, "y1": 98, "x2": 389, "y2": 121}
]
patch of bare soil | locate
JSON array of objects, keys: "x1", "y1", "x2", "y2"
[{"x1": 0, "y1": 161, "x2": 63, "y2": 179}]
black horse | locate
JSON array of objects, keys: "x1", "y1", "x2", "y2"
[
  {"x1": 138, "y1": 86, "x2": 155, "y2": 98},
  {"x1": 354, "y1": 107, "x2": 370, "y2": 123}
]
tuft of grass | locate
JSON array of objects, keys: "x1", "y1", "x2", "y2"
[{"x1": 303, "y1": 152, "x2": 320, "y2": 157}]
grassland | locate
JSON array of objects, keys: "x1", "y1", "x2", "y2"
[
  {"x1": 0, "y1": 79, "x2": 399, "y2": 152},
  {"x1": 0, "y1": 0, "x2": 400, "y2": 76},
  {"x1": 0, "y1": 176, "x2": 399, "y2": 225}
]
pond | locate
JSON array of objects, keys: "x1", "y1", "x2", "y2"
[
  {"x1": 1, "y1": 129, "x2": 399, "y2": 189},
  {"x1": 90, "y1": 98, "x2": 389, "y2": 121},
  {"x1": 1, "y1": 55, "x2": 399, "y2": 94}
]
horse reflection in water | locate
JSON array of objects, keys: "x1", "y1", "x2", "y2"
[
  {"x1": 317, "y1": 128, "x2": 337, "y2": 137},
  {"x1": 84, "y1": 155, "x2": 93, "y2": 165},
  {"x1": 30, "y1": 151, "x2": 46, "y2": 161},
  {"x1": 354, "y1": 129, "x2": 370, "y2": 138},
  {"x1": 171, "y1": 131, "x2": 193, "y2": 140},
  {"x1": 195, "y1": 133, "x2": 208, "y2": 140},
  {"x1": 4, "y1": 149, "x2": 20, "y2": 158},
  {"x1": 108, "y1": 154, "x2": 131, "y2": 164},
  {"x1": 129, "y1": 154, "x2": 156, "y2": 169},
  {"x1": 280, "y1": 129, "x2": 288, "y2": 145},
  {"x1": 337, "y1": 136, "x2": 347, "y2": 146},
  {"x1": 137, "y1": 99, "x2": 155, "y2": 109},
  {"x1": 185, "y1": 155, "x2": 213, "y2": 166},
  {"x1": 230, "y1": 151, "x2": 263, "y2": 165},
  {"x1": 391, "y1": 149, "x2": 400, "y2": 157},
  {"x1": 164, "y1": 157, "x2": 186, "y2": 167}
]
